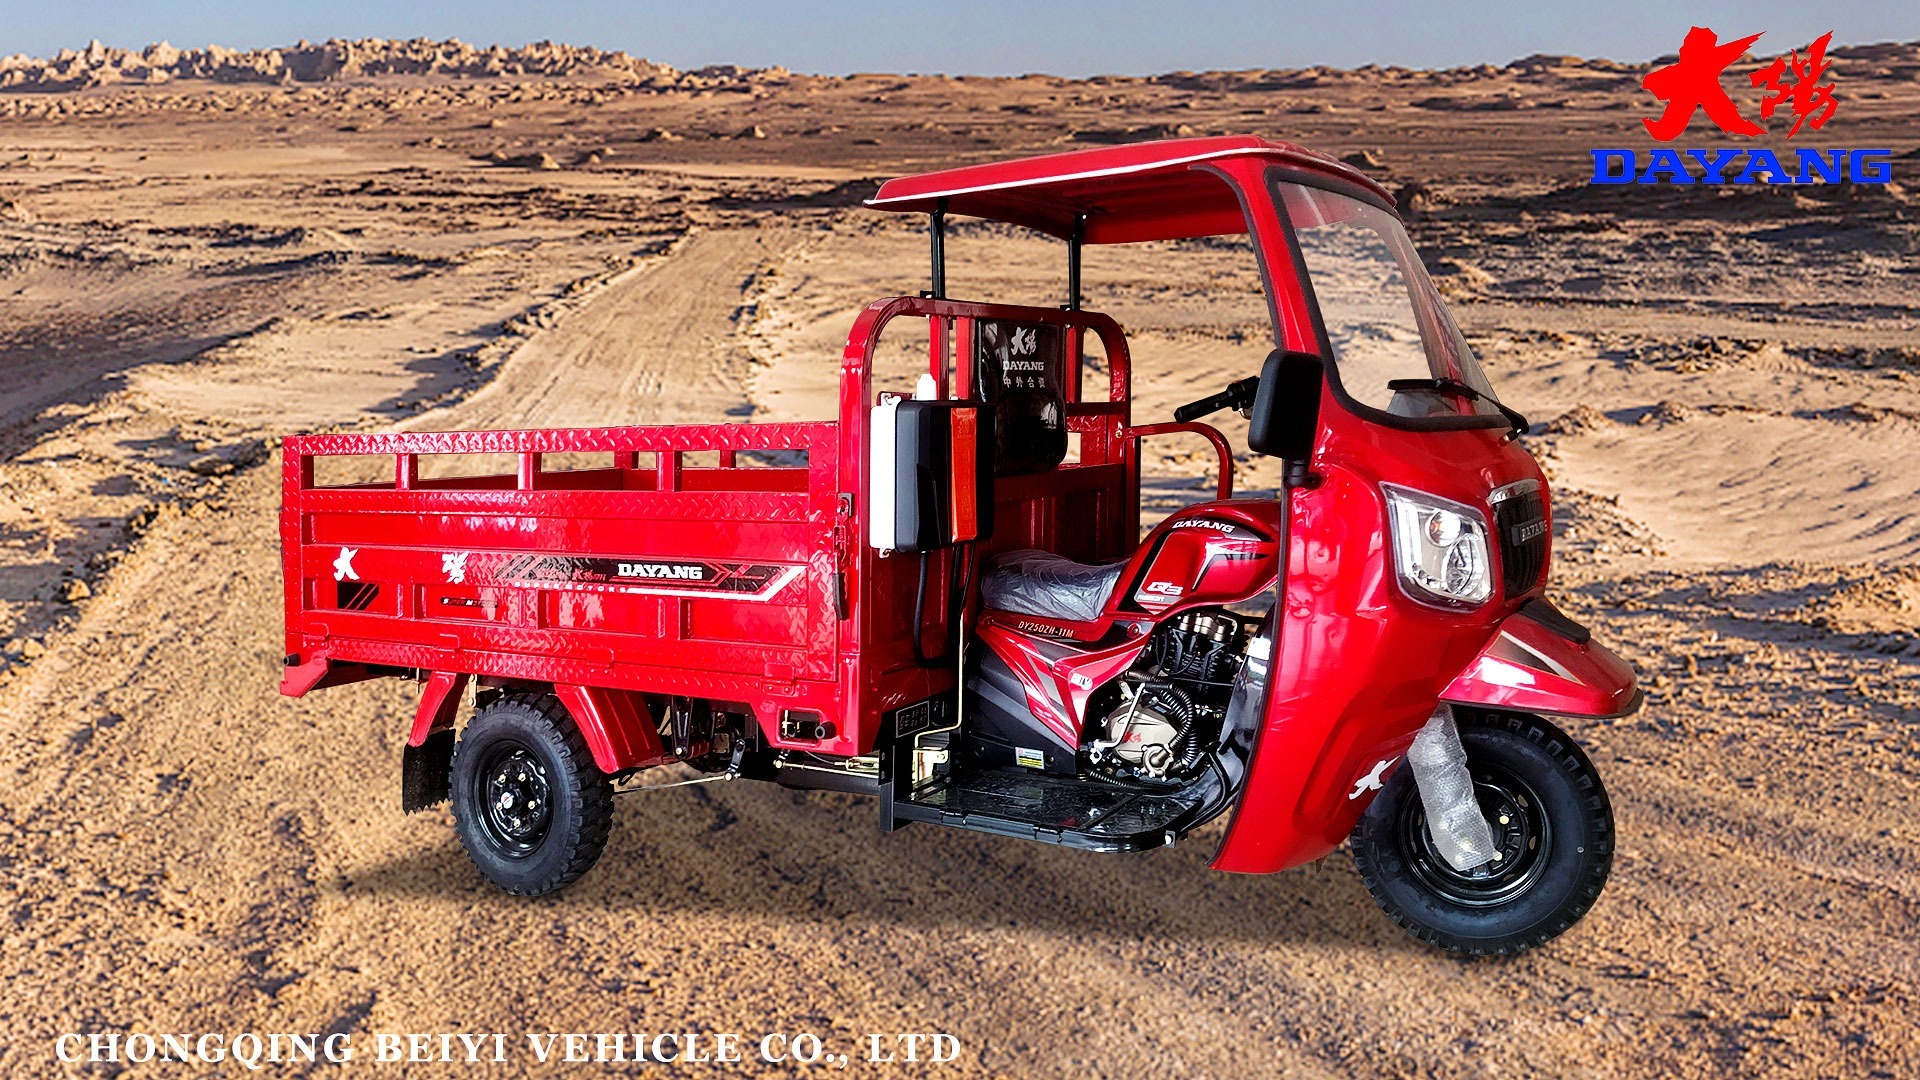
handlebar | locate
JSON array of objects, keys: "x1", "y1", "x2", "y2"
[{"x1": 1173, "y1": 377, "x2": 1261, "y2": 424}]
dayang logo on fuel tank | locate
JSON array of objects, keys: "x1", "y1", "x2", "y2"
[{"x1": 1591, "y1": 27, "x2": 1891, "y2": 185}]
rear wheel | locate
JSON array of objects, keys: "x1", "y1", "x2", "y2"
[
  {"x1": 450, "y1": 693, "x2": 613, "y2": 895},
  {"x1": 1350, "y1": 710, "x2": 1612, "y2": 955}
]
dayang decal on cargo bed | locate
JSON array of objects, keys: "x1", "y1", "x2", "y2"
[
  {"x1": 483, "y1": 554, "x2": 802, "y2": 601},
  {"x1": 1591, "y1": 26, "x2": 1890, "y2": 185}
]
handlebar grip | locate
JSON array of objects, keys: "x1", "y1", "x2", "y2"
[{"x1": 1174, "y1": 390, "x2": 1235, "y2": 424}]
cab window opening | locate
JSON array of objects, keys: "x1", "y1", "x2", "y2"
[{"x1": 1268, "y1": 170, "x2": 1508, "y2": 432}]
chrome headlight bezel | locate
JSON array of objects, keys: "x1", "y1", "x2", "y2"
[{"x1": 1382, "y1": 483, "x2": 1495, "y2": 608}]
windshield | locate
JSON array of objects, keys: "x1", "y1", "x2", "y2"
[{"x1": 1273, "y1": 178, "x2": 1505, "y2": 427}]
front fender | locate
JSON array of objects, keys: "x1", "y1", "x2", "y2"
[{"x1": 1441, "y1": 599, "x2": 1640, "y2": 719}]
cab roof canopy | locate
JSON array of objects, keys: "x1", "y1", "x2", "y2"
[{"x1": 866, "y1": 135, "x2": 1391, "y2": 245}]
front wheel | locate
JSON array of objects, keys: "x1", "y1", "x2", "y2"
[
  {"x1": 450, "y1": 693, "x2": 614, "y2": 895},
  {"x1": 1350, "y1": 710, "x2": 1613, "y2": 955}
]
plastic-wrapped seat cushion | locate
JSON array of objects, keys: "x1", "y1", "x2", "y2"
[{"x1": 981, "y1": 549, "x2": 1127, "y2": 623}]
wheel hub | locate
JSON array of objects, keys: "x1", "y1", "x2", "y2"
[
  {"x1": 478, "y1": 746, "x2": 552, "y2": 856},
  {"x1": 1399, "y1": 764, "x2": 1551, "y2": 907}
]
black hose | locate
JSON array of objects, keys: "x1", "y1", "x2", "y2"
[
  {"x1": 911, "y1": 551, "x2": 934, "y2": 666},
  {"x1": 1151, "y1": 685, "x2": 1210, "y2": 776},
  {"x1": 910, "y1": 545, "x2": 974, "y2": 668}
]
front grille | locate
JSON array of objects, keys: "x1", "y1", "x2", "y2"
[{"x1": 1493, "y1": 489, "x2": 1548, "y2": 597}]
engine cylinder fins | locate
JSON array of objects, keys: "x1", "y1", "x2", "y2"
[{"x1": 1146, "y1": 609, "x2": 1247, "y2": 686}]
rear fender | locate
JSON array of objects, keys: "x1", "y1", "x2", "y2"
[
  {"x1": 407, "y1": 670, "x2": 470, "y2": 746},
  {"x1": 1441, "y1": 600, "x2": 1641, "y2": 719},
  {"x1": 552, "y1": 684, "x2": 674, "y2": 774}
]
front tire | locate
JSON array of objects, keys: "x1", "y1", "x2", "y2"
[
  {"x1": 1351, "y1": 710, "x2": 1613, "y2": 955},
  {"x1": 450, "y1": 693, "x2": 613, "y2": 895}
]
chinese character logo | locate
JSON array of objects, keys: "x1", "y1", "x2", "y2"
[
  {"x1": 1642, "y1": 27, "x2": 1766, "y2": 140},
  {"x1": 1641, "y1": 27, "x2": 1840, "y2": 140},
  {"x1": 442, "y1": 551, "x2": 470, "y2": 584},
  {"x1": 1752, "y1": 31, "x2": 1837, "y2": 137}
]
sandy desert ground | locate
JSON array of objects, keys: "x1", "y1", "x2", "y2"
[{"x1": 1, "y1": 37, "x2": 1918, "y2": 1079}]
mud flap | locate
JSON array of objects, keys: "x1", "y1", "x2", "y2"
[{"x1": 402, "y1": 728, "x2": 455, "y2": 813}]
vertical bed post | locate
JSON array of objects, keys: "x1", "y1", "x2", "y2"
[
  {"x1": 1067, "y1": 213, "x2": 1087, "y2": 403},
  {"x1": 1067, "y1": 212, "x2": 1084, "y2": 311},
  {"x1": 929, "y1": 199, "x2": 947, "y2": 300}
]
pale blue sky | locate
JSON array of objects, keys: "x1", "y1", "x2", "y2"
[{"x1": 1, "y1": 1, "x2": 1914, "y2": 75}]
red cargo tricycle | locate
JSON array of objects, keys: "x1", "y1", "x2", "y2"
[{"x1": 280, "y1": 136, "x2": 1640, "y2": 954}]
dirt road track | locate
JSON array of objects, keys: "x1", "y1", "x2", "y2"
[
  {"x1": 3, "y1": 222, "x2": 1918, "y2": 1077},
  {"x1": 451, "y1": 228, "x2": 799, "y2": 432}
]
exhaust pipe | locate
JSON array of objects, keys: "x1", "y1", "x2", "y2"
[{"x1": 1406, "y1": 705, "x2": 1497, "y2": 871}]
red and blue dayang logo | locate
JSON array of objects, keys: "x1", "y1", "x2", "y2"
[{"x1": 1592, "y1": 27, "x2": 1891, "y2": 185}]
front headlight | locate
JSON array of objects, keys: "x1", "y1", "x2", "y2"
[{"x1": 1383, "y1": 484, "x2": 1493, "y2": 607}]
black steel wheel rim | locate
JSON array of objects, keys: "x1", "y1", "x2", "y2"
[
  {"x1": 1396, "y1": 762, "x2": 1552, "y2": 908},
  {"x1": 475, "y1": 742, "x2": 553, "y2": 858}
]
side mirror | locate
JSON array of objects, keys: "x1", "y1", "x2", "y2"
[{"x1": 1247, "y1": 350, "x2": 1323, "y2": 462}]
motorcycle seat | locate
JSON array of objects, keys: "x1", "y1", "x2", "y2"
[{"x1": 981, "y1": 549, "x2": 1126, "y2": 624}]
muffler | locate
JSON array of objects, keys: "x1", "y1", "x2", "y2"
[{"x1": 1406, "y1": 705, "x2": 1497, "y2": 871}]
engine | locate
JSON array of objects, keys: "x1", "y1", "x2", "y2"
[{"x1": 1087, "y1": 610, "x2": 1246, "y2": 785}]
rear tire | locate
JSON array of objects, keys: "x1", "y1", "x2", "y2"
[
  {"x1": 450, "y1": 693, "x2": 613, "y2": 895},
  {"x1": 1350, "y1": 710, "x2": 1612, "y2": 955}
]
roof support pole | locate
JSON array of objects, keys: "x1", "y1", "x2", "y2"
[
  {"x1": 1066, "y1": 213, "x2": 1085, "y2": 311},
  {"x1": 929, "y1": 199, "x2": 947, "y2": 300}
]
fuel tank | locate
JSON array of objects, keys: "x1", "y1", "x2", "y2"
[{"x1": 1105, "y1": 499, "x2": 1280, "y2": 619}]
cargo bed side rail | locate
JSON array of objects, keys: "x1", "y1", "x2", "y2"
[{"x1": 280, "y1": 422, "x2": 849, "y2": 746}]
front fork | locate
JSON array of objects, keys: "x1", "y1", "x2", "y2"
[{"x1": 1405, "y1": 705, "x2": 1498, "y2": 872}]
